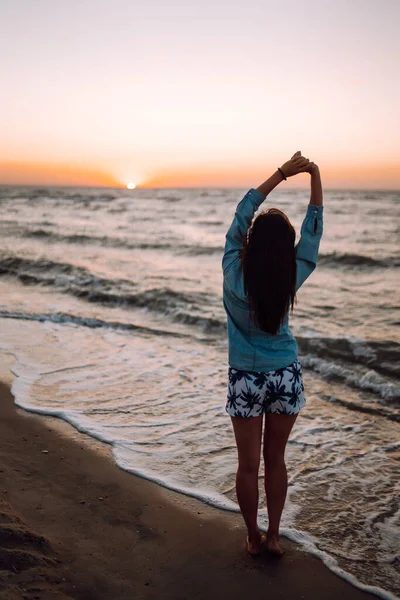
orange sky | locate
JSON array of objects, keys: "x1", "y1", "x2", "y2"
[
  {"x1": 0, "y1": 162, "x2": 120, "y2": 188},
  {"x1": 142, "y1": 164, "x2": 400, "y2": 190},
  {"x1": 0, "y1": 0, "x2": 399, "y2": 189},
  {"x1": 1, "y1": 161, "x2": 399, "y2": 191}
]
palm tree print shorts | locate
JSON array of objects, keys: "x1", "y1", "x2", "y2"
[{"x1": 225, "y1": 358, "x2": 306, "y2": 417}]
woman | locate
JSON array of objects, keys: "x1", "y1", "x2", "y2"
[{"x1": 222, "y1": 151, "x2": 323, "y2": 557}]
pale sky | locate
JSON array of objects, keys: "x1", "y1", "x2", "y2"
[{"x1": 0, "y1": 0, "x2": 399, "y2": 188}]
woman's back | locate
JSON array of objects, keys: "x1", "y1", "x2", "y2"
[{"x1": 222, "y1": 188, "x2": 324, "y2": 372}]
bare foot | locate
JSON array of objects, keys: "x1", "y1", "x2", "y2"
[
  {"x1": 245, "y1": 531, "x2": 266, "y2": 556},
  {"x1": 266, "y1": 532, "x2": 284, "y2": 556}
]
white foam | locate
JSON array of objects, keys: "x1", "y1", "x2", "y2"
[
  {"x1": 347, "y1": 334, "x2": 378, "y2": 361},
  {"x1": 273, "y1": 527, "x2": 400, "y2": 600},
  {"x1": 302, "y1": 355, "x2": 400, "y2": 401}
]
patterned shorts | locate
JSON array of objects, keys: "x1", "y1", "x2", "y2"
[{"x1": 225, "y1": 358, "x2": 306, "y2": 417}]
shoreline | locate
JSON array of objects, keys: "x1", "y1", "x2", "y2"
[{"x1": 0, "y1": 353, "x2": 377, "y2": 599}]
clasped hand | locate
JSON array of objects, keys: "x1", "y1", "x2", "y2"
[{"x1": 280, "y1": 151, "x2": 318, "y2": 178}]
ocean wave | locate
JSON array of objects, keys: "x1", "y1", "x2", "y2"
[
  {"x1": 0, "y1": 253, "x2": 222, "y2": 327},
  {"x1": 301, "y1": 354, "x2": 400, "y2": 408},
  {"x1": 0, "y1": 309, "x2": 189, "y2": 338},
  {"x1": 21, "y1": 229, "x2": 142, "y2": 249},
  {"x1": 297, "y1": 335, "x2": 400, "y2": 379},
  {"x1": 14, "y1": 227, "x2": 400, "y2": 265},
  {"x1": 3, "y1": 219, "x2": 400, "y2": 266},
  {"x1": 196, "y1": 220, "x2": 224, "y2": 226},
  {"x1": 18, "y1": 228, "x2": 224, "y2": 255},
  {"x1": 0, "y1": 254, "x2": 107, "y2": 286},
  {"x1": 319, "y1": 391, "x2": 399, "y2": 422},
  {"x1": 318, "y1": 252, "x2": 400, "y2": 269},
  {"x1": 176, "y1": 245, "x2": 224, "y2": 256},
  {"x1": 158, "y1": 195, "x2": 182, "y2": 202},
  {"x1": 170, "y1": 311, "x2": 225, "y2": 333},
  {"x1": 38, "y1": 190, "x2": 117, "y2": 202}
]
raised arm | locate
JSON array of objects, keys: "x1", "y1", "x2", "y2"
[
  {"x1": 308, "y1": 163, "x2": 323, "y2": 206},
  {"x1": 295, "y1": 164, "x2": 324, "y2": 290},
  {"x1": 222, "y1": 188, "x2": 266, "y2": 275}
]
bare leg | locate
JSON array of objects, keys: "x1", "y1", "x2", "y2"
[
  {"x1": 230, "y1": 415, "x2": 264, "y2": 553},
  {"x1": 236, "y1": 464, "x2": 260, "y2": 539},
  {"x1": 263, "y1": 413, "x2": 298, "y2": 555}
]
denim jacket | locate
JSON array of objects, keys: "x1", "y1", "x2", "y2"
[{"x1": 222, "y1": 188, "x2": 324, "y2": 372}]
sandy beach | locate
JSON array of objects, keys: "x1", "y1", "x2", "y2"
[{"x1": 0, "y1": 354, "x2": 378, "y2": 600}]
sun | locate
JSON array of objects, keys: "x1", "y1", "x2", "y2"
[{"x1": 127, "y1": 182, "x2": 136, "y2": 189}]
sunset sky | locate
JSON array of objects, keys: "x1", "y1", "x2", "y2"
[{"x1": 0, "y1": 0, "x2": 399, "y2": 189}]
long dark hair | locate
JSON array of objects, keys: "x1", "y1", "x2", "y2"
[{"x1": 241, "y1": 208, "x2": 297, "y2": 335}]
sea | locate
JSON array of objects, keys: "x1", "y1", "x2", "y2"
[{"x1": 0, "y1": 185, "x2": 399, "y2": 599}]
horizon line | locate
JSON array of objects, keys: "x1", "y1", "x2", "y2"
[{"x1": 0, "y1": 183, "x2": 399, "y2": 192}]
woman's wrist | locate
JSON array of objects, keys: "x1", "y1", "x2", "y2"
[
  {"x1": 256, "y1": 170, "x2": 285, "y2": 198},
  {"x1": 310, "y1": 164, "x2": 320, "y2": 177},
  {"x1": 277, "y1": 167, "x2": 287, "y2": 180}
]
